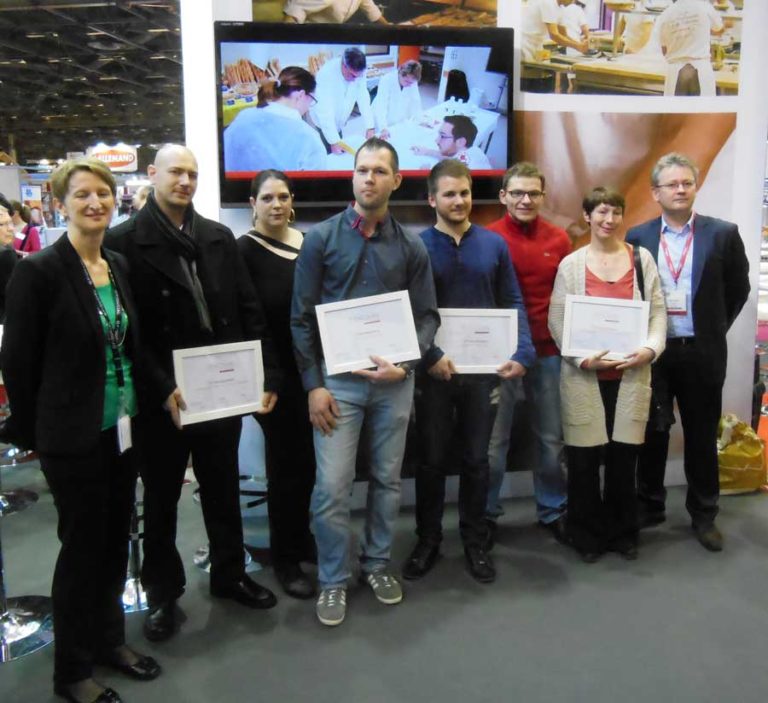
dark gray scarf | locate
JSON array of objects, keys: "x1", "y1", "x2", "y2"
[{"x1": 144, "y1": 191, "x2": 212, "y2": 334}]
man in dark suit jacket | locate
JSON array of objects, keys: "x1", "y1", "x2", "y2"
[
  {"x1": 106, "y1": 144, "x2": 282, "y2": 642},
  {"x1": 625, "y1": 152, "x2": 750, "y2": 552}
]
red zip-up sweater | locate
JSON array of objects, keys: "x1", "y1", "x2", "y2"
[{"x1": 487, "y1": 212, "x2": 572, "y2": 357}]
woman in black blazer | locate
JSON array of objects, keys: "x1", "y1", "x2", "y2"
[{"x1": 1, "y1": 159, "x2": 161, "y2": 703}]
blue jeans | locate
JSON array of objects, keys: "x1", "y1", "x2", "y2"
[
  {"x1": 311, "y1": 369, "x2": 415, "y2": 589},
  {"x1": 486, "y1": 355, "x2": 567, "y2": 524}
]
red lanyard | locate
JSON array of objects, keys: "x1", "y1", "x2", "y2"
[{"x1": 659, "y1": 218, "x2": 694, "y2": 286}]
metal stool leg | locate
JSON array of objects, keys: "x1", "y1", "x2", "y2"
[
  {"x1": 192, "y1": 475, "x2": 268, "y2": 574},
  {"x1": 0, "y1": 493, "x2": 53, "y2": 662},
  {"x1": 121, "y1": 490, "x2": 148, "y2": 613}
]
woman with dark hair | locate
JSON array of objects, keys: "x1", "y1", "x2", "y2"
[
  {"x1": 237, "y1": 170, "x2": 316, "y2": 599},
  {"x1": 548, "y1": 187, "x2": 666, "y2": 563},
  {"x1": 224, "y1": 66, "x2": 326, "y2": 172},
  {"x1": 1, "y1": 158, "x2": 160, "y2": 703}
]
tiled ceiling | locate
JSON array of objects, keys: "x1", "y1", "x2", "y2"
[{"x1": 0, "y1": 0, "x2": 184, "y2": 164}]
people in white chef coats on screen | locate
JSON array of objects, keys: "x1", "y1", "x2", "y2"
[
  {"x1": 412, "y1": 115, "x2": 492, "y2": 170},
  {"x1": 656, "y1": 0, "x2": 725, "y2": 96},
  {"x1": 224, "y1": 66, "x2": 327, "y2": 172},
  {"x1": 372, "y1": 60, "x2": 423, "y2": 139},
  {"x1": 309, "y1": 47, "x2": 375, "y2": 154}
]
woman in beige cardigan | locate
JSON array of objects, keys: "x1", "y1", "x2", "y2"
[{"x1": 548, "y1": 187, "x2": 666, "y2": 563}]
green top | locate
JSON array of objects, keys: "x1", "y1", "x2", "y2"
[{"x1": 96, "y1": 283, "x2": 138, "y2": 430}]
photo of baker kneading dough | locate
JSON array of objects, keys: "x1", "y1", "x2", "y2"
[{"x1": 520, "y1": 0, "x2": 743, "y2": 96}]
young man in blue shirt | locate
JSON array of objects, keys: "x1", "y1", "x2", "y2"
[
  {"x1": 404, "y1": 159, "x2": 535, "y2": 583},
  {"x1": 291, "y1": 138, "x2": 439, "y2": 625}
]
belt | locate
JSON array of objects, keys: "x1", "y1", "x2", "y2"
[{"x1": 667, "y1": 336, "x2": 696, "y2": 346}]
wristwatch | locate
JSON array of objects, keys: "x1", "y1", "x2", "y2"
[{"x1": 396, "y1": 362, "x2": 414, "y2": 381}]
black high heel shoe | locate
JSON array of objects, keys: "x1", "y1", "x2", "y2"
[
  {"x1": 94, "y1": 647, "x2": 162, "y2": 681},
  {"x1": 54, "y1": 684, "x2": 123, "y2": 703}
]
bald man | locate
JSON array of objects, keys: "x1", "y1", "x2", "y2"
[{"x1": 106, "y1": 145, "x2": 282, "y2": 642}]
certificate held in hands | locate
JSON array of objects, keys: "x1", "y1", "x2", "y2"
[
  {"x1": 562, "y1": 294, "x2": 650, "y2": 361},
  {"x1": 315, "y1": 291, "x2": 421, "y2": 375},
  {"x1": 172, "y1": 340, "x2": 264, "y2": 426},
  {"x1": 434, "y1": 308, "x2": 518, "y2": 374}
]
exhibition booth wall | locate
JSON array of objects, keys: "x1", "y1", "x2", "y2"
[{"x1": 178, "y1": 0, "x2": 768, "y2": 498}]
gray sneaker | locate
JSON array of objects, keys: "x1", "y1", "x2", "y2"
[
  {"x1": 316, "y1": 587, "x2": 346, "y2": 626},
  {"x1": 361, "y1": 569, "x2": 403, "y2": 605}
]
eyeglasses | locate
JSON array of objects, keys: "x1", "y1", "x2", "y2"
[
  {"x1": 655, "y1": 180, "x2": 696, "y2": 191},
  {"x1": 307, "y1": 93, "x2": 318, "y2": 106},
  {"x1": 437, "y1": 132, "x2": 454, "y2": 141},
  {"x1": 505, "y1": 189, "x2": 544, "y2": 200}
]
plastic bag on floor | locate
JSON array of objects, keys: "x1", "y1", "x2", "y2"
[{"x1": 718, "y1": 413, "x2": 767, "y2": 494}]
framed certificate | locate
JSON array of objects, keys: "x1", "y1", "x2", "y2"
[
  {"x1": 316, "y1": 291, "x2": 420, "y2": 375},
  {"x1": 434, "y1": 308, "x2": 518, "y2": 374},
  {"x1": 172, "y1": 340, "x2": 264, "y2": 426},
  {"x1": 562, "y1": 295, "x2": 650, "y2": 361}
]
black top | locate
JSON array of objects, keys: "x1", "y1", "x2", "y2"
[
  {"x1": 0, "y1": 246, "x2": 18, "y2": 322},
  {"x1": 237, "y1": 230, "x2": 302, "y2": 382}
]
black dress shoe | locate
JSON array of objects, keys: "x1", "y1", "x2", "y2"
[
  {"x1": 143, "y1": 601, "x2": 176, "y2": 643},
  {"x1": 54, "y1": 685, "x2": 123, "y2": 703},
  {"x1": 402, "y1": 541, "x2": 441, "y2": 580},
  {"x1": 464, "y1": 545, "x2": 496, "y2": 583},
  {"x1": 609, "y1": 541, "x2": 639, "y2": 561},
  {"x1": 538, "y1": 516, "x2": 570, "y2": 546},
  {"x1": 95, "y1": 648, "x2": 162, "y2": 681},
  {"x1": 211, "y1": 575, "x2": 278, "y2": 609},
  {"x1": 693, "y1": 523, "x2": 723, "y2": 552},
  {"x1": 274, "y1": 562, "x2": 316, "y2": 599}
]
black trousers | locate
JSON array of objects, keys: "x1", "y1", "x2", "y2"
[
  {"x1": 137, "y1": 411, "x2": 245, "y2": 604},
  {"x1": 415, "y1": 376, "x2": 497, "y2": 549},
  {"x1": 637, "y1": 341, "x2": 722, "y2": 527},
  {"x1": 40, "y1": 428, "x2": 137, "y2": 686},
  {"x1": 255, "y1": 377, "x2": 315, "y2": 566},
  {"x1": 566, "y1": 380, "x2": 639, "y2": 554}
]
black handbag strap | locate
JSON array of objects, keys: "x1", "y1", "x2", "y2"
[{"x1": 633, "y1": 245, "x2": 645, "y2": 301}]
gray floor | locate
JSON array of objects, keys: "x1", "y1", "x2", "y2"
[{"x1": 3, "y1": 460, "x2": 768, "y2": 703}]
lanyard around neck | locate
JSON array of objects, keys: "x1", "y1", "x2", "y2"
[
  {"x1": 660, "y1": 218, "x2": 694, "y2": 286},
  {"x1": 79, "y1": 258, "x2": 126, "y2": 387}
]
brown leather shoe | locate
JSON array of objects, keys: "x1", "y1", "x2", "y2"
[{"x1": 693, "y1": 524, "x2": 723, "y2": 552}]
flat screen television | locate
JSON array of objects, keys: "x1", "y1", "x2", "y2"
[{"x1": 215, "y1": 21, "x2": 513, "y2": 207}]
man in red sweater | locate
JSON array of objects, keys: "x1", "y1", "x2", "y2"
[{"x1": 485, "y1": 162, "x2": 572, "y2": 546}]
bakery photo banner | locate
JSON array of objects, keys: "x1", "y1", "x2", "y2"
[
  {"x1": 252, "y1": 1, "x2": 498, "y2": 26},
  {"x1": 518, "y1": 0, "x2": 743, "y2": 97}
]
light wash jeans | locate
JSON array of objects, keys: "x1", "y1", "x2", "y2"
[
  {"x1": 486, "y1": 355, "x2": 567, "y2": 524},
  {"x1": 311, "y1": 369, "x2": 414, "y2": 589}
]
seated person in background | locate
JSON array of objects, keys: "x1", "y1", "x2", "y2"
[
  {"x1": 13, "y1": 202, "x2": 42, "y2": 256},
  {"x1": 132, "y1": 185, "x2": 152, "y2": 212},
  {"x1": 310, "y1": 48, "x2": 375, "y2": 155},
  {"x1": 412, "y1": 115, "x2": 492, "y2": 170},
  {"x1": 224, "y1": 66, "x2": 326, "y2": 172},
  {"x1": 283, "y1": 0, "x2": 389, "y2": 24},
  {"x1": 372, "y1": 60, "x2": 423, "y2": 140},
  {"x1": 548, "y1": 187, "x2": 666, "y2": 563}
]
